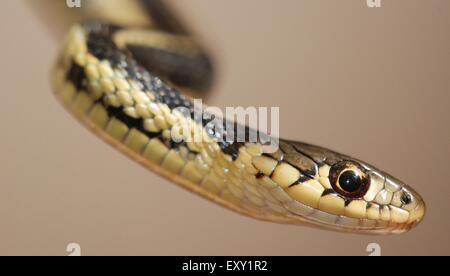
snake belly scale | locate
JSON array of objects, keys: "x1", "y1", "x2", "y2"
[{"x1": 50, "y1": 1, "x2": 425, "y2": 235}]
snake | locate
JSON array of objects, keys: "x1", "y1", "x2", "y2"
[{"x1": 45, "y1": 0, "x2": 425, "y2": 234}]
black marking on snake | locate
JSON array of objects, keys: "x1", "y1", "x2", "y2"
[
  {"x1": 67, "y1": 62, "x2": 86, "y2": 90},
  {"x1": 344, "y1": 198, "x2": 353, "y2": 206},
  {"x1": 104, "y1": 104, "x2": 193, "y2": 153},
  {"x1": 221, "y1": 141, "x2": 244, "y2": 160},
  {"x1": 62, "y1": 61, "x2": 153, "y2": 143},
  {"x1": 322, "y1": 189, "x2": 337, "y2": 197},
  {"x1": 62, "y1": 65, "x2": 172, "y2": 148},
  {"x1": 255, "y1": 172, "x2": 265, "y2": 179},
  {"x1": 199, "y1": 116, "x2": 256, "y2": 160},
  {"x1": 85, "y1": 23, "x2": 153, "y2": 92},
  {"x1": 85, "y1": 22, "x2": 195, "y2": 112},
  {"x1": 299, "y1": 175, "x2": 311, "y2": 183},
  {"x1": 105, "y1": 105, "x2": 160, "y2": 139},
  {"x1": 84, "y1": 22, "x2": 267, "y2": 160},
  {"x1": 85, "y1": 23, "x2": 124, "y2": 63},
  {"x1": 217, "y1": 121, "x2": 274, "y2": 160},
  {"x1": 288, "y1": 176, "x2": 312, "y2": 187}
]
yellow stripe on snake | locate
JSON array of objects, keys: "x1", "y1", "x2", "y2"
[{"x1": 49, "y1": 0, "x2": 424, "y2": 234}]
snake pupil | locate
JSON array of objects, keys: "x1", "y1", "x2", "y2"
[{"x1": 338, "y1": 171, "x2": 362, "y2": 193}]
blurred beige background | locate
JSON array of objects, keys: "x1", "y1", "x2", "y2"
[{"x1": 0, "y1": 0, "x2": 449, "y2": 255}]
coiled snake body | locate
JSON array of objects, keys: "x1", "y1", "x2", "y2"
[{"x1": 49, "y1": 0, "x2": 425, "y2": 234}]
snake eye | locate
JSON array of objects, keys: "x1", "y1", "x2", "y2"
[{"x1": 329, "y1": 161, "x2": 370, "y2": 198}]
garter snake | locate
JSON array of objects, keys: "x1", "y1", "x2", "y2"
[{"x1": 38, "y1": 0, "x2": 425, "y2": 234}]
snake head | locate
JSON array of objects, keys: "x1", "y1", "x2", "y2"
[
  {"x1": 268, "y1": 141, "x2": 426, "y2": 234},
  {"x1": 324, "y1": 159, "x2": 426, "y2": 234}
]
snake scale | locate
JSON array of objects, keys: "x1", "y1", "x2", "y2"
[{"x1": 49, "y1": 0, "x2": 425, "y2": 234}]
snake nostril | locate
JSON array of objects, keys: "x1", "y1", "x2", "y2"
[{"x1": 401, "y1": 192, "x2": 412, "y2": 205}]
